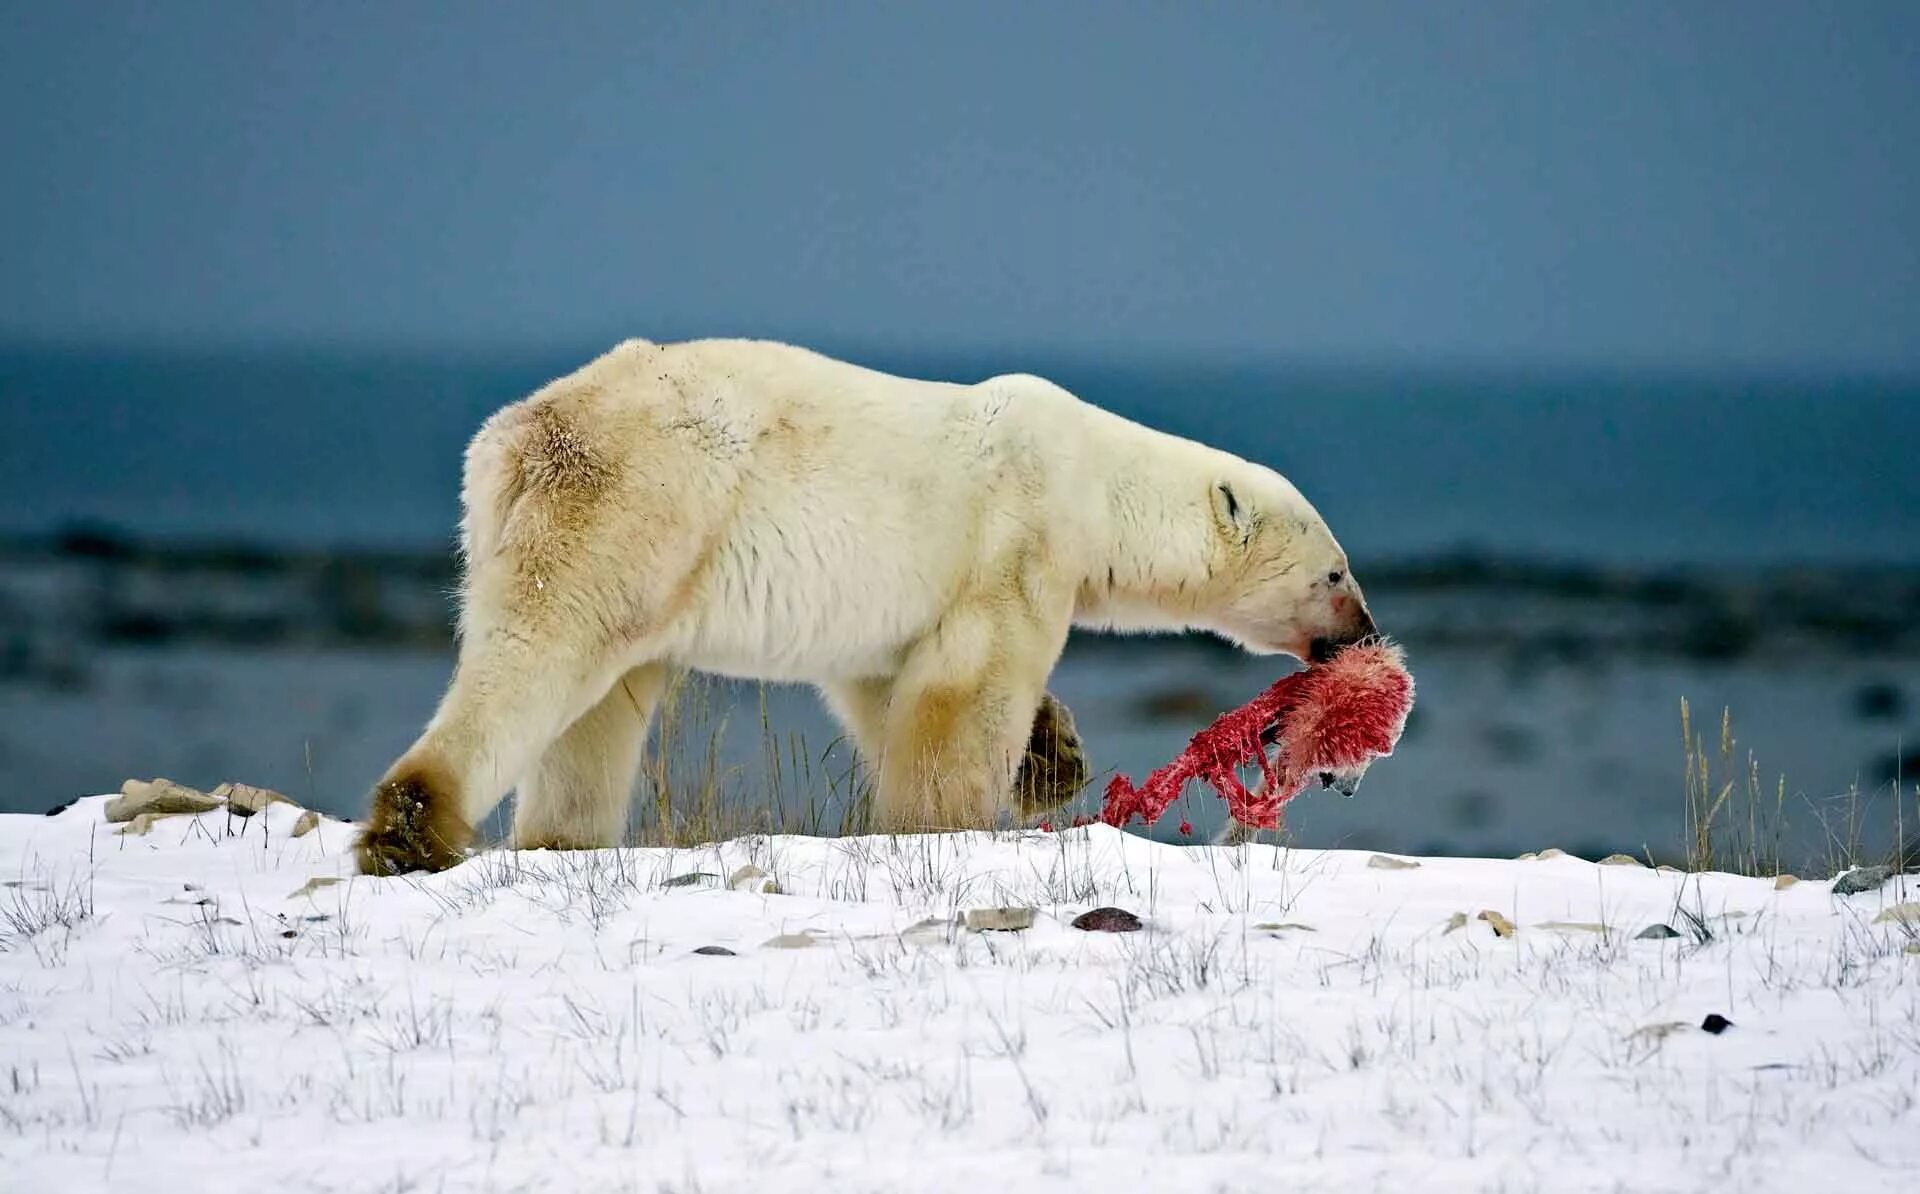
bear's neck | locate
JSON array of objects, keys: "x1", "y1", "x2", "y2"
[{"x1": 1075, "y1": 422, "x2": 1224, "y2": 634}]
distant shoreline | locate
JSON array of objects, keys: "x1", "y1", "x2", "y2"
[{"x1": 4, "y1": 525, "x2": 1915, "y2": 664}]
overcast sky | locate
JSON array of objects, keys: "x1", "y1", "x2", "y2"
[{"x1": 2, "y1": 3, "x2": 1914, "y2": 372}]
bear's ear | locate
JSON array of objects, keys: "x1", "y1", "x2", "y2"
[{"x1": 1210, "y1": 481, "x2": 1255, "y2": 544}]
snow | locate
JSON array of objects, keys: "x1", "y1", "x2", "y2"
[{"x1": 2, "y1": 799, "x2": 1917, "y2": 1193}]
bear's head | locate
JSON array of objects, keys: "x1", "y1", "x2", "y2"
[{"x1": 1201, "y1": 462, "x2": 1378, "y2": 663}]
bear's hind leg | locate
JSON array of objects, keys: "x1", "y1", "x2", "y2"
[
  {"x1": 510, "y1": 663, "x2": 667, "y2": 852},
  {"x1": 356, "y1": 623, "x2": 633, "y2": 875}
]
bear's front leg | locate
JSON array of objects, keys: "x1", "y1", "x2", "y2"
[
  {"x1": 1014, "y1": 692, "x2": 1091, "y2": 817},
  {"x1": 872, "y1": 597, "x2": 1072, "y2": 831}
]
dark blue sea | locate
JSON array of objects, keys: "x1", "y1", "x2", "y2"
[{"x1": 3, "y1": 344, "x2": 1916, "y2": 565}]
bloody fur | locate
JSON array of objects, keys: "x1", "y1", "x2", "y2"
[{"x1": 1100, "y1": 640, "x2": 1415, "y2": 830}]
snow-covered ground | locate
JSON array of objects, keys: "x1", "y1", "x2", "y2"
[{"x1": 3, "y1": 799, "x2": 1917, "y2": 1193}]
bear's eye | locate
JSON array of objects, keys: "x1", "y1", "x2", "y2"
[{"x1": 1326, "y1": 570, "x2": 1344, "y2": 585}]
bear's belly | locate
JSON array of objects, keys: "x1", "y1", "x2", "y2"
[{"x1": 663, "y1": 523, "x2": 956, "y2": 684}]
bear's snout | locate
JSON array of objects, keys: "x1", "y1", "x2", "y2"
[{"x1": 1308, "y1": 605, "x2": 1378, "y2": 663}]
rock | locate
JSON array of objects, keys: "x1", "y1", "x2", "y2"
[
  {"x1": 1253, "y1": 921, "x2": 1316, "y2": 933},
  {"x1": 287, "y1": 876, "x2": 343, "y2": 900},
  {"x1": 963, "y1": 906, "x2": 1036, "y2": 932},
  {"x1": 1635, "y1": 923, "x2": 1682, "y2": 940},
  {"x1": 662, "y1": 872, "x2": 720, "y2": 889},
  {"x1": 1367, "y1": 854, "x2": 1420, "y2": 871},
  {"x1": 762, "y1": 933, "x2": 820, "y2": 949},
  {"x1": 1773, "y1": 874, "x2": 1798, "y2": 890},
  {"x1": 116, "y1": 811, "x2": 192, "y2": 836},
  {"x1": 899, "y1": 915, "x2": 958, "y2": 945},
  {"x1": 1833, "y1": 866, "x2": 1892, "y2": 896},
  {"x1": 1630, "y1": 1021, "x2": 1692, "y2": 1045},
  {"x1": 727, "y1": 864, "x2": 780, "y2": 894},
  {"x1": 1476, "y1": 910, "x2": 1517, "y2": 938},
  {"x1": 291, "y1": 810, "x2": 321, "y2": 838},
  {"x1": 692, "y1": 945, "x2": 736, "y2": 957},
  {"x1": 1871, "y1": 902, "x2": 1920, "y2": 925},
  {"x1": 1853, "y1": 681, "x2": 1905, "y2": 721},
  {"x1": 1598, "y1": 853, "x2": 1644, "y2": 867},
  {"x1": 1535, "y1": 921, "x2": 1609, "y2": 934},
  {"x1": 43, "y1": 798, "x2": 76, "y2": 817},
  {"x1": 1700, "y1": 1013, "x2": 1734, "y2": 1035},
  {"x1": 105, "y1": 778, "x2": 221, "y2": 823},
  {"x1": 1443, "y1": 912, "x2": 1468, "y2": 934},
  {"x1": 214, "y1": 782, "x2": 294, "y2": 816},
  {"x1": 1071, "y1": 907, "x2": 1143, "y2": 932}
]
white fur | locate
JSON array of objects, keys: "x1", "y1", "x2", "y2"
[{"x1": 368, "y1": 338, "x2": 1376, "y2": 857}]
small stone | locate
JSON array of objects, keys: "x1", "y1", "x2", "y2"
[
  {"x1": 963, "y1": 906, "x2": 1037, "y2": 932},
  {"x1": 290, "y1": 810, "x2": 321, "y2": 838},
  {"x1": 727, "y1": 864, "x2": 780, "y2": 894},
  {"x1": 1477, "y1": 910, "x2": 1517, "y2": 938},
  {"x1": 1071, "y1": 907, "x2": 1143, "y2": 932},
  {"x1": 1871, "y1": 902, "x2": 1920, "y2": 926},
  {"x1": 1535, "y1": 921, "x2": 1609, "y2": 934},
  {"x1": 43, "y1": 799, "x2": 75, "y2": 817},
  {"x1": 287, "y1": 876, "x2": 343, "y2": 900},
  {"x1": 1700, "y1": 1013, "x2": 1733, "y2": 1035},
  {"x1": 1773, "y1": 874, "x2": 1798, "y2": 890},
  {"x1": 1635, "y1": 923, "x2": 1682, "y2": 940},
  {"x1": 216, "y1": 782, "x2": 295, "y2": 817},
  {"x1": 1598, "y1": 854, "x2": 1644, "y2": 867},
  {"x1": 662, "y1": 872, "x2": 720, "y2": 889},
  {"x1": 1442, "y1": 912, "x2": 1468, "y2": 934},
  {"x1": 1833, "y1": 866, "x2": 1892, "y2": 896},
  {"x1": 762, "y1": 933, "x2": 819, "y2": 949},
  {"x1": 1367, "y1": 854, "x2": 1420, "y2": 871},
  {"x1": 105, "y1": 778, "x2": 221, "y2": 823},
  {"x1": 692, "y1": 945, "x2": 736, "y2": 956}
]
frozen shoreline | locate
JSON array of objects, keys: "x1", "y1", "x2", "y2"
[{"x1": 2, "y1": 799, "x2": 1916, "y2": 1191}]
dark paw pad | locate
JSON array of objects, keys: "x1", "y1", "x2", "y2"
[{"x1": 1015, "y1": 692, "x2": 1090, "y2": 816}]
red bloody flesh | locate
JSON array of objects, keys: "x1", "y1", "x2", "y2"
[{"x1": 1099, "y1": 641, "x2": 1415, "y2": 831}]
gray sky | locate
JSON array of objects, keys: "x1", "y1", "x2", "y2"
[{"x1": 2, "y1": 2, "x2": 1915, "y2": 371}]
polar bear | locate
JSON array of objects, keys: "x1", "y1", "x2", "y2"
[{"x1": 356, "y1": 338, "x2": 1378, "y2": 874}]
